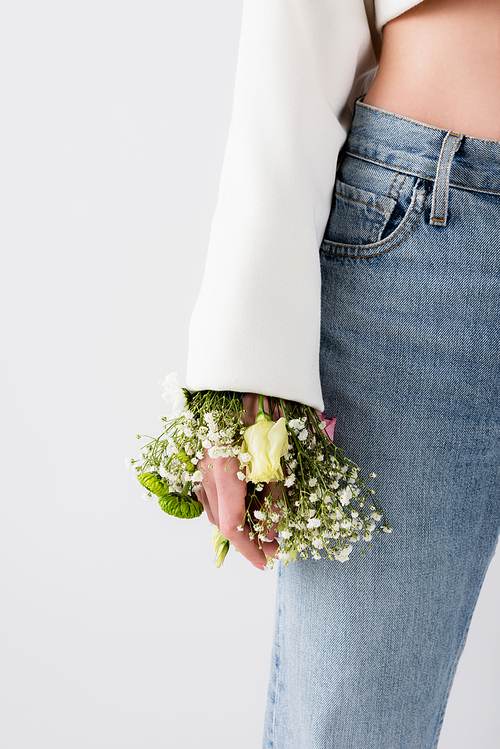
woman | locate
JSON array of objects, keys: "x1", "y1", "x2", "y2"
[{"x1": 191, "y1": 0, "x2": 500, "y2": 746}]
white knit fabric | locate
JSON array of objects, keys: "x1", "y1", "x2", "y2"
[{"x1": 186, "y1": 0, "x2": 424, "y2": 410}]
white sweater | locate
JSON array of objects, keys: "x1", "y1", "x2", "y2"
[{"x1": 186, "y1": 0, "x2": 424, "y2": 411}]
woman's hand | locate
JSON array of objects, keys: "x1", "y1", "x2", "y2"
[{"x1": 196, "y1": 393, "x2": 280, "y2": 570}]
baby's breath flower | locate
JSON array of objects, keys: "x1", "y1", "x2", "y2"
[{"x1": 307, "y1": 518, "x2": 321, "y2": 530}]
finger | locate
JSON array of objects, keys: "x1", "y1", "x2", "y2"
[
  {"x1": 197, "y1": 451, "x2": 220, "y2": 526},
  {"x1": 227, "y1": 522, "x2": 270, "y2": 569},
  {"x1": 196, "y1": 485, "x2": 216, "y2": 526},
  {"x1": 214, "y1": 460, "x2": 269, "y2": 569},
  {"x1": 259, "y1": 482, "x2": 286, "y2": 543}
]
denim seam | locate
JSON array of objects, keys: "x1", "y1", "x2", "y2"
[
  {"x1": 334, "y1": 190, "x2": 392, "y2": 215},
  {"x1": 321, "y1": 185, "x2": 428, "y2": 257},
  {"x1": 269, "y1": 566, "x2": 283, "y2": 749},
  {"x1": 386, "y1": 170, "x2": 399, "y2": 197},
  {"x1": 357, "y1": 100, "x2": 500, "y2": 145},
  {"x1": 345, "y1": 149, "x2": 500, "y2": 196},
  {"x1": 394, "y1": 173, "x2": 407, "y2": 202}
]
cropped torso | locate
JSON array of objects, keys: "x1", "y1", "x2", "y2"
[{"x1": 364, "y1": 0, "x2": 500, "y2": 141}]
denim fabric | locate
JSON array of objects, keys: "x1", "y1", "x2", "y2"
[{"x1": 263, "y1": 98, "x2": 500, "y2": 749}]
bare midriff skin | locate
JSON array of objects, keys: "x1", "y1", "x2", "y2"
[{"x1": 363, "y1": 0, "x2": 500, "y2": 141}]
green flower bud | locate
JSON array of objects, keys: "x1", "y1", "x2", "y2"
[
  {"x1": 158, "y1": 492, "x2": 203, "y2": 519},
  {"x1": 211, "y1": 527, "x2": 231, "y2": 567},
  {"x1": 138, "y1": 472, "x2": 169, "y2": 498}
]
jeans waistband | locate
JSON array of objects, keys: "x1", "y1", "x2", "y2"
[{"x1": 345, "y1": 98, "x2": 500, "y2": 196}]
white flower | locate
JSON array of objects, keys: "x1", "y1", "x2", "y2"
[
  {"x1": 191, "y1": 471, "x2": 203, "y2": 483},
  {"x1": 160, "y1": 372, "x2": 187, "y2": 415},
  {"x1": 280, "y1": 529, "x2": 292, "y2": 539},
  {"x1": 371, "y1": 511, "x2": 382, "y2": 521},
  {"x1": 307, "y1": 518, "x2": 321, "y2": 530},
  {"x1": 124, "y1": 458, "x2": 134, "y2": 469},
  {"x1": 382, "y1": 526, "x2": 392, "y2": 533},
  {"x1": 202, "y1": 439, "x2": 212, "y2": 450},
  {"x1": 338, "y1": 487, "x2": 352, "y2": 506},
  {"x1": 312, "y1": 537, "x2": 324, "y2": 549},
  {"x1": 308, "y1": 477, "x2": 318, "y2": 487},
  {"x1": 288, "y1": 418, "x2": 306, "y2": 432},
  {"x1": 238, "y1": 452, "x2": 251, "y2": 463},
  {"x1": 350, "y1": 510, "x2": 359, "y2": 518},
  {"x1": 271, "y1": 513, "x2": 280, "y2": 523},
  {"x1": 204, "y1": 412, "x2": 216, "y2": 429},
  {"x1": 284, "y1": 473, "x2": 296, "y2": 488},
  {"x1": 334, "y1": 545, "x2": 352, "y2": 562},
  {"x1": 298, "y1": 429, "x2": 309, "y2": 442},
  {"x1": 237, "y1": 471, "x2": 246, "y2": 481},
  {"x1": 253, "y1": 510, "x2": 265, "y2": 521}
]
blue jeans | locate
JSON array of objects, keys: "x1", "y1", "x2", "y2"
[{"x1": 263, "y1": 98, "x2": 500, "y2": 748}]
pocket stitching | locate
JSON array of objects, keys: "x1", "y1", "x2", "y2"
[{"x1": 321, "y1": 182, "x2": 428, "y2": 258}]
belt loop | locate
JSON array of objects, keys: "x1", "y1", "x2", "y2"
[{"x1": 430, "y1": 131, "x2": 463, "y2": 226}]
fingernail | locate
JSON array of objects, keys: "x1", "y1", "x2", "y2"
[{"x1": 252, "y1": 562, "x2": 266, "y2": 571}]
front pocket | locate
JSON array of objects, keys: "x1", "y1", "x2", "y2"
[
  {"x1": 325, "y1": 181, "x2": 397, "y2": 245},
  {"x1": 321, "y1": 177, "x2": 428, "y2": 259}
]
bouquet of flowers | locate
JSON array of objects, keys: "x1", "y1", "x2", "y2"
[{"x1": 127, "y1": 373, "x2": 390, "y2": 567}]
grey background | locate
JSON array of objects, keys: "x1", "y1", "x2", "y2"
[{"x1": 1, "y1": 2, "x2": 498, "y2": 747}]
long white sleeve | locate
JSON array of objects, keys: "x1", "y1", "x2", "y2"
[{"x1": 186, "y1": 0, "x2": 379, "y2": 410}]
